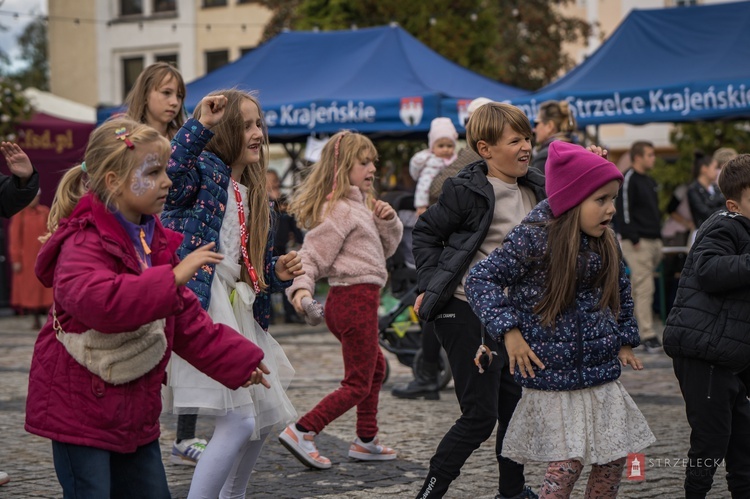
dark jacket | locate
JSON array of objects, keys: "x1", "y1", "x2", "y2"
[
  {"x1": 529, "y1": 134, "x2": 572, "y2": 177},
  {"x1": 614, "y1": 168, "x2": 662, "y2": 244},
  {"x1": 161, "y1": 119, "x2": 289, "y2": 330},
  {"x1": 412, "y1": 160, "x2": 546, "y2": 321},
  {"x1": 465, "y1": 200, "x2": 639, "y2": 391},
  {"x1": 687, "y1": 180, "x2": 725, "y2": 229},
  {"x1": 663, "y1": 210, "x2": 750, "y2": 373},
  {"x1": 0, "y1": 170, "x2": 40, "y2": 218}
]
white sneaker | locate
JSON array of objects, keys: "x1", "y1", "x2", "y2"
[
  {"x1": 348, "y1": 436, "x2": 397, "y2": 461},
  {"x1": 278, "y1": 424, "x2": 331, "y2": 469},
  {"x1": 170, "y1": 438, "x2": 207, "y2": 466},
  {"x1": 0, "y1": 471, "x2": 9, "y2": 486}
]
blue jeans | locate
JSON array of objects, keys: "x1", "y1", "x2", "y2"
[{"x1": 52, "y1": 439, "x2": 171, "y2": 499}]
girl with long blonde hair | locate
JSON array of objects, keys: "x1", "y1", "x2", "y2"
[
  {"x1": 161, "y1": 89, "x2": 301, "y2": 498},
  {"x1": 27, "y1": 115, "x2": 269, "y2": 497},
  {"x1": 279, "y1": 131, "x2": 403, "y2": 470}
]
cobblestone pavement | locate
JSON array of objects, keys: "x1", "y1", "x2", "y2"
[{"x1": 0, "y1": 314, "x2": 732, "y2": 498}]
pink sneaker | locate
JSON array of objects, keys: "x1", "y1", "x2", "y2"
[
  {"x1": 348, "y1": 437, "x2": 397, "y2": 461},
  {"x1": 278, "y1": 424, "x2": 331, "y2": 470}
]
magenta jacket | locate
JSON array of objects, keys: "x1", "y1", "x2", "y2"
[{"x1": 27, "y1": 193, "x2": 264, "y2": 453}]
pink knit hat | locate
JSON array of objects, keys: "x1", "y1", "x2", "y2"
[
  {"x1": 428, "y1": 117, "x2": 458, "y2": 150},
  {"x1": 545, "y1": 141, "x2": 624, "y2": 217}
]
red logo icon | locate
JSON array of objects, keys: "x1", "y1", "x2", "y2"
[{"x1": 627, "y1": 453, "x2": 646, "y2": 481}]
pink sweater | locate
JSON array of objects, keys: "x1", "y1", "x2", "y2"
[{"x1": 287, "y1": 187, "x2": 403, "y2": 298}]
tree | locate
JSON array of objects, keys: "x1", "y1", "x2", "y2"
[
  {"x1": 8, "y1": 17, "x2": 48, "y2": 91},
  {"x1": 259, "y1": 0, "x2": 590, "y2": 90},
  {"x1": 0, "y1": 77, "x2": 33, "y2": 141},
  {"x1": 650, "y1": 120, "x2": 750, "y2": 211}
]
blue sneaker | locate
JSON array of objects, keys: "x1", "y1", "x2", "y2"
[{"x1": 170, "y1": 438, "x2": 207, "y2": 466}]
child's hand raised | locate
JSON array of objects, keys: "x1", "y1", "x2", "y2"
[
  {"x1": 173, "y1": 242, "x2": 224, "y2": 287},
  {"x1": 242, "y1": 361, "x2": 271, "y2": 388},
  {"x1": 0, "y1": 142, "x2": 34, "y2": 180},
  {"x1": 197, "y1": 95, "x2": 228, "y2": 129},
  {"x1": 373, "y1": 200, "x2": 396, "y2": 221},
  {"x1": 586, "y1": 145, "x2": 609, "y2": 160},
  {"x1": 618, "y1": 345, "x2": 643, "y2": 370},
  {"x1": 275, "y1": 251, "x2": 304, "y2": 281},
  {"x1": 504, "y1": 328, "x2": 545, "y2": 378}
]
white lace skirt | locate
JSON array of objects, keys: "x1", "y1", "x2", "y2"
[
  {"x1": 502, "y1": 380, "x2": 655, "y2": 466},
  {"x1": 163, "y1": 261, "x2": 297, "y2": 440}
]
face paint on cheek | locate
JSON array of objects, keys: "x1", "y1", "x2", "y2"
[{"x1": 131, "y1": 153, "x2": 160, "y2": 196}]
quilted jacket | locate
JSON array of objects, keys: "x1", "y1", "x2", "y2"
[
  {"x1": 465, "y1": 200, "x2": 640, "y2": 391},
  {"x1": 161, "y1": 118, "x2": 290, "y2": 330},
  {"x1": 27, "y1": 193, "x2": 264, "y2": 453}
]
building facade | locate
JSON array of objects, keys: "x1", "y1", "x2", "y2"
[{"x1": 48, "y1": 0, "x2": 271, "y2": 108}]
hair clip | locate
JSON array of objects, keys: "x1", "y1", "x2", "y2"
[
  {"x1": 80, "y1": 161, "x2": 87, "y2": 173},
  {"x1": 115, "y1": 127, "x2": 135, "y2": 150}
]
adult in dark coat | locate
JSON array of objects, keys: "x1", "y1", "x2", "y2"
[
  {"x1": 0, "y1": 142, "x2": 40, "y2": 218},
  {"x1": 0, "y1": 141, "x2": 39, "y2": 487}
]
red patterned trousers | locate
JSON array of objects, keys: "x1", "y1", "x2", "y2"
[{"x1": 298, "y1": 283, "x2": 385, "y2": 439}]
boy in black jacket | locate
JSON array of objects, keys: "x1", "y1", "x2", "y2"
[{"x1": 663, "y1": 154, "x2": 750, "y2": 499}]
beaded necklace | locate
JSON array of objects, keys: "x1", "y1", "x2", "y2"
[{"x1": 230, "y1": 178, "x2": 261, "y2": 293}]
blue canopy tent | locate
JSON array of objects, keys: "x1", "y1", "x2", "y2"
[
  {"x1": 96, "y1": 25, "x2": 527, "y2": 141},
  {"x1": 509, "y1": 0, "x2": 750, "y2": 127}
]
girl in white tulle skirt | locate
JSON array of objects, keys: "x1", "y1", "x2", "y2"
[
  {"x1": 162, "y1": 90, "x2": 301, "y2": 499},
  {"x1": 466, "y1": 142, "x2": 655, "y2": 499}
]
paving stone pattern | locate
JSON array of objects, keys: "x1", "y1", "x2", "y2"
[{"x1": 0, "y1": 315, "x2": 731, "y2": 498}]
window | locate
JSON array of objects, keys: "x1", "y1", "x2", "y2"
[
  {"x1": 675, "y1": 0, "x2": 697, "y2": 5},
  {"x1": 205, "y1": 50, "x2": 229, "y2": 73},
  {"x1": 154, "y1": 0, "x2": 177, "y2": 13},
  {"x1": 240, "y1": 47, "x2": 255, "y2": 57},
  {"x1": 122, "y1": 56, "x2": 145, "y2": 99},
  {"x1": 203, "y1": 0, "x2": 228, "y2": 7},
  {"x1": 155, "y1": 53, "x2": 179, "y2": 67},
  {"x1": 120, "y1": 0, "x2": 143, "y2": 16}
]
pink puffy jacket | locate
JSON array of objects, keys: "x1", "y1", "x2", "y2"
[{"x1": 27, "y1": 193, "x2": 264, "y2": 453}]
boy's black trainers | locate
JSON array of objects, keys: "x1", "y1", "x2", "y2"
[
  {"x1": 495, "y1": 485, "x2": 539, "y2": 499},
  {"x1": 642, "y1": 337, "x2": 663, "y2": 353}
]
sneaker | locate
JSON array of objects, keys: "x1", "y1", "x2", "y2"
[
  {"x1": 301, "y1": 297, "x2": 325, "y2": 326},
  {"x1": 495, "y1": 486, "x2": 539, "y2": 499},
  {"x1": 0, "y1": 471, "x2": 9, "y2": 486},
  {"x1": 642, "y1": 337, "x2": 663, "y2": 353},
  {"x1": 170, "y1": 438, "x2": 207, "y2": 466},
  {"x1": 279, "y1": 424, "x2": 331, "y2": 470},
  {"x1": 348, "y1": 436, "x2": 397, "y2": 461}
]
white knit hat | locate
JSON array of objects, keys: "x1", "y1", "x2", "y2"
[
  {"x1": 428, "y1": 117, "x2": 458, "y2": 150},
  {"x1": 467, "y1": 97, "x2": 493, "y2": 116}
]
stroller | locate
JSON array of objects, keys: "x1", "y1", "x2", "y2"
[{"x1": 378, "y1": 191, "x2": 451, "y2": 389}]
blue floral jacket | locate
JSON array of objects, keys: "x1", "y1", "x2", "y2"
[
  {"x1": 161, "y1": 118, "x2": 290, "y2": 331},
  {"x1": 465, "y1": 200, "x2": 639, "y2": 391}
]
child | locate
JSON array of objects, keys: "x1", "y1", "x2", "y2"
[
  {"x1": 663, "y1": 154, "x2": 750, "y2": 499},
  {"x1": 411, "y1": 102, "x2": 544, "y2": 499},
  {"x1": 466, "y1": 141, "x2": 656, "y2": 499},
  {"x1": 125, "y1": 62, "x2": 187, "y2": 140},
  {"x1": 9, "y1": 189, "x2": 53, "y2": 329},
  {"x1": 125, "y1": 62, "x2": 205, "y2": 466},
  {"x1": 161, "y1": 89, "x2": 300, "y2": 498},
  {"x1": 279, "y1": 130, "x2": 403, "y2": 469},
  {"x1": 410, "y1": 117, "x2": 458, "y2": 215},
  {"x1": 25, "y1": 117, "x2": 270, "y2": 498}
]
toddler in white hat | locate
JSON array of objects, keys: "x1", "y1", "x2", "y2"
[{"x1": 409, "y1": 117, "x2": 458, "y2": 214}]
